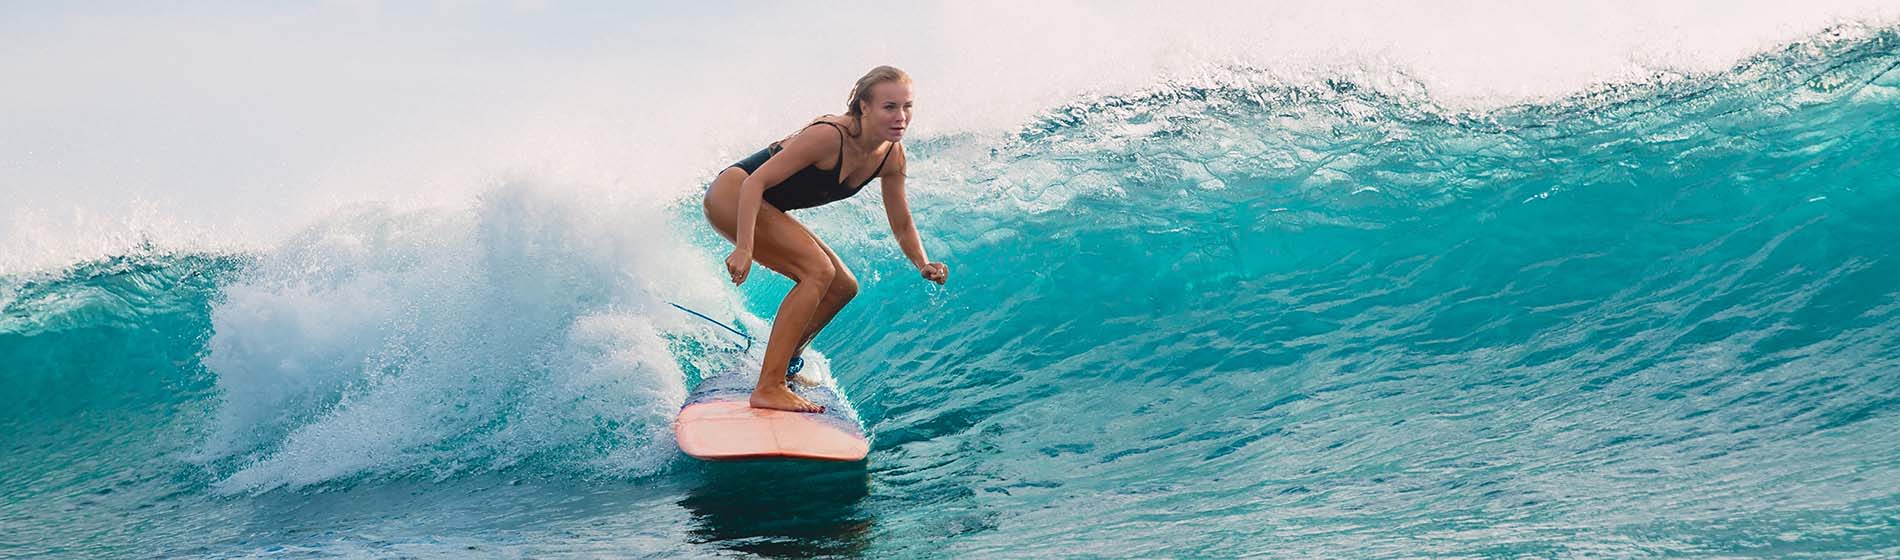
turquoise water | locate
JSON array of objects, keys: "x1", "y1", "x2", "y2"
[{"x1": 5, "y1": 28, "x2": 1900, "y2": 558}]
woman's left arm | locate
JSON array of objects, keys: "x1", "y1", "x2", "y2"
[{"x1": 881, "y1": 144, "x2": 948, "y2": 285}]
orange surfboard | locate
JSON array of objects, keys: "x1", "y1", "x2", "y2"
[{"x1": 675, "y1": 372, "x2": 869, "y2": 462}]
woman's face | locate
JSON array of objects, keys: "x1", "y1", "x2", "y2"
[{"x1": 862, "y1": 81, "x2": 913, "y2": 142}]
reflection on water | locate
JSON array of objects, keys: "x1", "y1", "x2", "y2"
[{"x1": 680, "y1": 460, "x2": 874, "y2": 558}]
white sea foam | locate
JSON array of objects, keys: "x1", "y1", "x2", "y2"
[{"x1": 192, "y1": 183, "x2": 734, "y2": 491}]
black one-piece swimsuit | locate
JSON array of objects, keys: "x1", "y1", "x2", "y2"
[{"x1": 727, "y1": 121, "x2": 893, "y2": 211}]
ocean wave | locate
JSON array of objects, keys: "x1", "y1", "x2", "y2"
[{"x1": 3, "y1": 25, "x2": 1898, "y2": 555}]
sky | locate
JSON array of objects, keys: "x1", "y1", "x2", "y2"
[{"x1": 3, "y1": 1, "x2": 1898, "y2": 272}]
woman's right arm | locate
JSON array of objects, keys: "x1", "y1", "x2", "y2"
[{"x1": 725, "y1": 126, "x2": 831, "y2": 281}]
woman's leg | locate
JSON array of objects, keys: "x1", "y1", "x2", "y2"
[
  {"x1": 703, "y1": 169, "x2": 831, "y2": 412},
  {"x1": 793, "y1": 235, "x2": 858, "y2": 357}
]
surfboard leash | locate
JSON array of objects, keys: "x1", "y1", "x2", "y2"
[
  {"x1": 666, "y1": 301, "x2": 754, "y2": 352},
  {"x1": 666, "y1": 301, "x2": 806, "y2": 380}
]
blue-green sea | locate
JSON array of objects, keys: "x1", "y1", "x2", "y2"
[{"x1": 6, "y1": 27, "x2": 1900, "y2": 559}]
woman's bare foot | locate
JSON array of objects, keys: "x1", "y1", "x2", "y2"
[{"x1": 750, "y1": 384, "x2": 825, "y2": 413}]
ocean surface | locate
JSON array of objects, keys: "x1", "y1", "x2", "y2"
[{"x1": 5, "y1": 24, "x2": 1900, "y2": 558}]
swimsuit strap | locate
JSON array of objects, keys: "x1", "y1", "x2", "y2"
[
  {"x1": 862, "y1": 142, "x2": 896, "y2": 188},
  {"x1": 804, "y1": 121, "x2": 847, "y2": 173},
  {"x1": 802, "y1": 120, "x2": 892, "y2": 188}
]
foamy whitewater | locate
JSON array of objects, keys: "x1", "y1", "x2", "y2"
[{"x1": 5, "y1": 3, "x2": 1900, "y2": 558}]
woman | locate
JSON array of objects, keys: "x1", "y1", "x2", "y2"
[{"x1": 703, "y1": 65, "x2": 949, "y2": 413}]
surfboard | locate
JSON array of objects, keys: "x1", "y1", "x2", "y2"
[{"x1": 674, "y1": 369, "x2": 869, "y2": 462}]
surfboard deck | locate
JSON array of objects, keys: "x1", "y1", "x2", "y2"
[{"x1": 675, "y1": 370, "x2": 868, "y2": 462}]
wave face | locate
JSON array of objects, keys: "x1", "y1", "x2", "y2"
[{"x1": 6, "y1": 27, "x2": 1900, "y2": 558}]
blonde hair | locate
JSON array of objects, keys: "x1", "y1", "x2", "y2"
[
  {"x1": 835, "y1": 65, "x2": 911, "y2": 137},
  {"x1": 846, "y1": 65, "x2": 911, "y2": 117},
  {"x1": 778, "y1": 66, "x2": 911, "y2": 145}
]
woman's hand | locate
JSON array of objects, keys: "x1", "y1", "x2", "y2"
[
  {"x1": 726, "y1": 248, "x2": 754, "y2": 285},
  {"x1": 919, "y1": 262, "x2": 948, "y2": 285}
]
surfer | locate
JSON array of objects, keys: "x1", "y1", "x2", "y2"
[{"x1": 702, "y1": 65, "x2": 949, "y2": 413}]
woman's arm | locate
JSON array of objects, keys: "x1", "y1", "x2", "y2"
[
  {"x1": 733, "y1": 127, "x2": 831, "y2": 255},
  {"x1": 880, "y1": 144, "x2": 948, "y2": 284}
]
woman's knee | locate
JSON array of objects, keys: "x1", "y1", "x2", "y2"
[
  {"x1": 793, "y1": 259, "x2": 837, "y2": 288},
  {"x1": 829, "y1": 269, "x2": 859, "y2": 301}
]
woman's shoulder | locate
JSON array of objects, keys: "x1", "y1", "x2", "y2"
[
  {"x1": 774, "y1": 116, "x2": 845, "y2": 157},
  {"x1": 886, "y1": 139, "x2": 907, "y2": 176}
]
